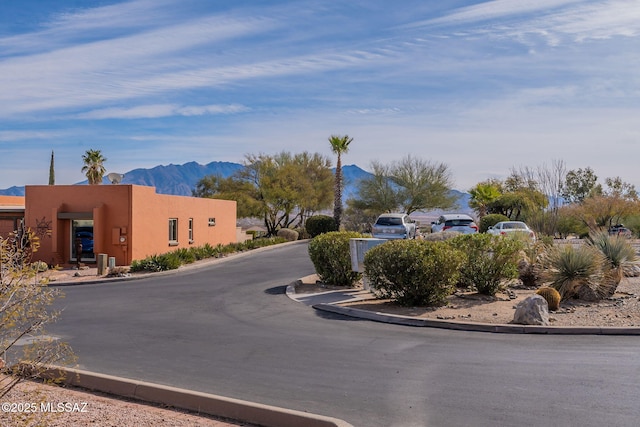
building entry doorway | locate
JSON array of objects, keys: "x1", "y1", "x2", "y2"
[{"x1": 71, "y1": 219, "x2": 94, "y2": 262}]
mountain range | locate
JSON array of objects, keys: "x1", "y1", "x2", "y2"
[{"x1": 0, "y1": 161, "x2": 470, "y2": 211}]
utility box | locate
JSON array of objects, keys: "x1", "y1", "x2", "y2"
[
  {"x1": 97, "y1": 253, "x2": 108, "y2": 276},
  {"x1": 349, "y1": 238, "x2": 387, "y2": 272},
  {"x1": 349, "y1": 238, "x2": 386, "y2": 289}
]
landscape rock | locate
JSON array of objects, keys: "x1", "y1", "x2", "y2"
[{"x1": 512, "y1": 295, "x2": 549, "y2": 326}]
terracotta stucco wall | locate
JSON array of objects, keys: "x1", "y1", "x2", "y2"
[
  {"x1": 0, "y1": 195, "x2": 26, "y2": 206},
  {"x1": 24, "y1": 185, "x2": 131, "y2": 266},
  {"x1": 24, "y1": 185, "x2": 237, "y2": 267},
  {"x1": 129, "y1": 186, "x2": 237, "y2": 262}
]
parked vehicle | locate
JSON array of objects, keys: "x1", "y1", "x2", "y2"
[
  {"x1": 430, "y1": 214, "x2": 478, "y2": 234},
  {"x1": 608, "y1": 224, "x2": 633, "y2": 238},
  {"x1": 372, "y1": 213, "x2": 417, "y2": 239},
  {"x1": 487, "y1": 221, "x2": 536, "y2": 241}
]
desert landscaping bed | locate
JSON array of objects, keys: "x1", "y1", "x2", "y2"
[{"x1": 336, "y1": 276, "x2": 640, "y2": 327}]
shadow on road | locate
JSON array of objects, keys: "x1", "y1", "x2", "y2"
[
  {"x1": 264, "y1": 285, "x2": 287, "y2": 295},
  {"x1": 313, "y1": 309, "x2": 364, "y2": 321}
]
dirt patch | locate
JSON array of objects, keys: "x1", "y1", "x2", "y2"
[{"x1": 299, "y1": 276, "x2": 640, "y2": 327}]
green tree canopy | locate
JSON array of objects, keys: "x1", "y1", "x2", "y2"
[
  {"x1": 193, "y1": 151, "x2": 333, "y2": 236},
  {"x1": 347, "y1": 156, "x2": 456, "y2": 216},
  {"x1": 561, "y1": 167, "x2": 599, "y2": 204}
]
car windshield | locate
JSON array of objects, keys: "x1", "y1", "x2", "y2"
[
  {"x1": 376, "y1": 217, "x2": 403, "y2": 226},
  {"x1": 445, "y1": 219, "x2": 473, "y2": 226},
  {"x1": 503, "y1": 223, "x2": 526, "y2": 230}
]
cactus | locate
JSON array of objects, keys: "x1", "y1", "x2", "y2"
[{"x1": 536, "y1": 287, "x2": 561, "y2": 311}]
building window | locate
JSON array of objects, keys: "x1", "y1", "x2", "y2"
[
  {"x1": 169, "y1": 218, "x2": 178, "y2": 245},
  {"x1": 188, "y1": 218, "x2": 194, "y2": 243}
]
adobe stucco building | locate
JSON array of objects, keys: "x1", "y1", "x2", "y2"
[{"x1": 13, "y1": 185, "x2": 237, "y2": 267}]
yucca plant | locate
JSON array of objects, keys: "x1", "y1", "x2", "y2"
[
  {"x1": 541, "y1": 244, "x2": 605, "y2": 300},
  {"x1": 587, "y1": 231, "x2": 636, "y2": 296}
]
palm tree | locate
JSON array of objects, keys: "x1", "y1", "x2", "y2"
[
  {"x1": 469, "y1": 182, "x2": 501, "y2": 219},
  {"x1": 81, "y1": 149, "x2": 107, "y2": 185},
  {"x1": 328, "y1": 134, "x2": 353, "y2": 229}
]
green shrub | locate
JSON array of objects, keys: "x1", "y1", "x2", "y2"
[
  {"x1": 130, "y1": 253, "x2": 182, "y2": 272},
  {"x1": 450, "y1": 233, "x2": 523, "y2": 296},
  {"x1": 129, "y1": 237, "x2": 287, "y2": 272},
  {"x1": 172, "y1": 247, "x2": 196, "y2": 264},
  {"x1": 364, "y1": 240, "x2": 465, "y2": 307},
  {"x1": 479, "y1": 214, "x2": 510, "y2": 233},
  {"x1": 277, "y1": 228, "x2": 299, "y2": 242},
  {"x1": 305, "y1": 215, "x2": 338, "y2": 238},
  {"x1": 308, "y1": 231, "x2": 363, "y2": 287}
]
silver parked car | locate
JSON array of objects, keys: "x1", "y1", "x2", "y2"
[
  {"x1": 487, "y1": 221, "x2": 536, "y2": 241},
  {"x1": 372, "y1": 213, "x2": 417, "y2": 240},
  {"x1": 430, "y1": 214, "x2": 478, "y2": 234}
]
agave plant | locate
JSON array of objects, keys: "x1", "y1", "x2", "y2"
[
  {"x1": 541, "y1": 244, "x2": 605, "y2": 300},
  {"x1": 587, "y1": 231, "x2": 637, "y2": 296}
]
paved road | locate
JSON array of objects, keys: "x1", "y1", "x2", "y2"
[{"x1": 49, "y1": 242, "x2": 640, "y2": 427}]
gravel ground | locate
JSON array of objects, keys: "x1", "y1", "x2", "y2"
[{"x1": 0, "y1": 378, "x2": 257, "y2": 427}]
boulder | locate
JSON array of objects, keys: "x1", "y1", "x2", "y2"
[{"x1": 512, "y1": 295, "x2": 549, "y2": 326}]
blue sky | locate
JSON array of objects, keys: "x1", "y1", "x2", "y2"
[{"x1": 1, "y1": 0, "x2": 639, "y2": 191}]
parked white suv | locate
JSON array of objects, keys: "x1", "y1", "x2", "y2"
[
  {"x1": 430, "y1": 214, "x2": 478, "y2": 234},
  {"x1": 372, "y1": 213, "x2": 417, "y2": 239}
]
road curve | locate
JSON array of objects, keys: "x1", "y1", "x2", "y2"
[{"x1": 49, "y1": 242, "x2": 640, "y2": 427}]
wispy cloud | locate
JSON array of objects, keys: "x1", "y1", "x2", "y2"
[
  {"x1": 77, "y1": 103, "x2": 250, "y2": 119},
  {"x1": 0, "y1": 0, "x2": 639, "y2": 190},
  {"x1": 406, "y1": 0, "x2": 640, "y2": 46}
]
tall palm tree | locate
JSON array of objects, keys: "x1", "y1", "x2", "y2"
[
  {"x1": 81, "y1": 149, "x2": 107, "y2": 185},
  {"x1": 328, "y1": 134, "x2": 353, "y2": 229}
]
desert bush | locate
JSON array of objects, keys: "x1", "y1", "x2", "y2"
[
  {"x1": 518, "y1": 241, "x2": 549, "y2": 287},
  {"x1": 293, "y1": 227, "x2": 310, "y2": 240},
  {"x1": 305, "y1": 215, "x2": 338, "y2": 238},
  {"x1": 277, "y1": 228, "x2": 299, "y2": 242},
  {"x1": 1, "y1": 230, "x2": 74, "y2": 397},
  {"x1": 450, "y1": 233, "x2": 523, "y2": 296},
  {"x1": 541, "y1": 244, "x2": 605, "y2": 300},
  {"x1": 364, "y1": 240, "x2": 465, "y2": 307},
  {"x1": 107, "y1": 266, "x2": 130, "y2": 277},
  {"x1": 30, "y1": 260, "x2": 49, "y2": 273},
  {"x1": 423, "y1": 230, "x2": 461, "y2": 241},
  {"x1": 308, "y1": 231, "x2": 363, "y2": 287},
  {"x1": 587, "y1": 231, "x2": 636, "y2": 296},
  {"x1": 479, "y1": 214, "x2": 510, "y2": 233}
]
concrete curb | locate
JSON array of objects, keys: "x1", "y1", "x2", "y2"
[
  {"x1": 312, "y1": 303, "x2": 640, "y2": 335},
  {"x1": 36, "y1": 366, "x2": 353, "y2": 427}
]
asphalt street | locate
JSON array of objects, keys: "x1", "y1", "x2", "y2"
[{"x1": 48, "y1": 241, "x2": 640, "y2": 427}]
